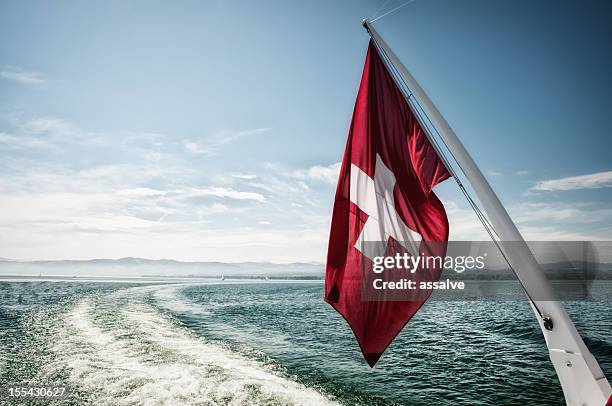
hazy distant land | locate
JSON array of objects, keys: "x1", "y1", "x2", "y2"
[
  {"x1": 0, "y1": 257, "x2": 324, "y2": 279},
  {"x1": 0, "y1": 257, "x2": 610, "y2": 280}
]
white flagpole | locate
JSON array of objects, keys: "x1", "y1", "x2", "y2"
[{"x1": 362, "y1": 19, "x2": 611, "y2": 406}]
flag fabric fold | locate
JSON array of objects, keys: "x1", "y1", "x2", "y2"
[{"x1": 325, "y1": 40, "x2": 451, "y2": 367}]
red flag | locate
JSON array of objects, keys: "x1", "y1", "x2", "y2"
[{"x1": 325, "y1": 41, "x2": 451, "y2": 367}]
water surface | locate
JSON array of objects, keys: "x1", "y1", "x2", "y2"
[{"x1": 0, "y1": 280, "x2": 610, "y2": 405}]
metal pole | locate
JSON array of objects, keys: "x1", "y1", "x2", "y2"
[{"x1": 362, "y1": 18, "x2": 611, "y2": 406}]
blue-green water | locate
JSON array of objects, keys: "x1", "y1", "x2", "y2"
[{"x1": 0, "y1": 281, "x2": 610, "y2": 405}]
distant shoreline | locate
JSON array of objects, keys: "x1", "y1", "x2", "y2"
[{"x1": 0, "y1": 275, "x2": 324, "y2": 284}]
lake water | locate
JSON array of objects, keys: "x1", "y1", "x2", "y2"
[{"x1": 0, "y1": 280, "x2": 610, "y2": 405}]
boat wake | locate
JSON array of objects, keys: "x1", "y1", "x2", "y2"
[{"x1": 38, "y1": 285, "x2": 337, "y2": 405}]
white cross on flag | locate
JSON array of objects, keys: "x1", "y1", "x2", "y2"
[{"x1": 350, "y1": 153, "x2": 422, "y2": 260}]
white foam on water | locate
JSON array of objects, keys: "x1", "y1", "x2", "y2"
[
  {"x1": 152, "y1": 284, "x2": 213, "y2": 315},
  {"x1": 44, "y1": 287, "x2": 338, "y2": 406}
]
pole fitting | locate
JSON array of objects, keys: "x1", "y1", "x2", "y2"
[
  {"x1": 362, "y1": 18, "x2": 371, "y2": 34},
  {"x1": 543, "y1": 316, "x2": 553, "y2": 331}
]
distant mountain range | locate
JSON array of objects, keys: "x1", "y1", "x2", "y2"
[
  {"x1": 0, "y1": 257, "x2": 325, "y2": 278},
  {"x1": 0, "y1": 257, "x2": 610, "y2": 279}
]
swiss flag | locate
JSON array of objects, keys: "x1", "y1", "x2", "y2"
[{"x1": 325, "y1": 41, "x2": 451, "y2": 367}]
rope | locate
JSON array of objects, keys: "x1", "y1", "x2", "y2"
[
  {"x1": 371, "y1": 0, "x2": 417, "y2": 23},
  {"x1": 370, "y1": 35, "x2": 547, "y2": 319},
  {"x1": 371, "y1": 0, "x2": 393, "y2": 21}
]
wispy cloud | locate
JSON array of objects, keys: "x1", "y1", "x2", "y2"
[
  {"x1": 0, "y1": 66, "x2": 45, "y2": 84},
  {"x1": 231, "y1": 173, "x2": 257, "y2": 180},
  {"x1": 511, "y1": 202, "x2": 612, "y2": 224},
  {"x1": 0, "y1": 131, "x2": 51, "y2": 150},
  {"x1": 21, "y1": 117, "x2": 71, "y2": 134},
  {"x1": 219, "y1": 127, "x2": 271, "y2": 145},
  {"x1": 442, "y1": 199, "x2": 611, "y2": 241},
  {"x1": 184, "y1": 141, "x2": 205, "y2": 154},
  {"x1": 184, "y1": 127, "x2": 271, "y2": 156},
  {"x1": 531, "y1": 170, "x2": 612, "y2": 191},
  {"x1": 184, "y1": 187, "x2": 266, "y2": 203},
  {"x1": 291, "y1": 162, "x2": 341, "y2": 185},
  {"x1": 0, "y1": 117, "x2": 76, "y2": 152}
]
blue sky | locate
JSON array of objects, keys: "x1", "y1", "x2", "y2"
[{"x1": 1, "y1": 0, "x2": 611, "y2": 262}]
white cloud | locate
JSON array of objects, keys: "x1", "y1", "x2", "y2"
[
  {"x1": 511, "y1": 202, "x2": 612, "y2": 224},
  {"x1": 184, "y1": 127, "x2": 271, "y2": 156},
  {"x1": 118, "y1": 188, "x2": 167, "y2": 198},
  {"x1": 291, "y1": 162, "x2": 341, "y2": 184},
  {"x1": 0, "y1": 66, "x2": 45, "y2": 84},
  {"x1": 0, "y1": 118, "x2": 76, "y2": 152},
  {"x1": 441, "y1": 199, "x2": 612, "y2": 242},
  {"x1": 209, "y1": 203, "x2": 229, "y2": 213},
  {"x1": 21, "y1": 117, "x2": 71, "y2": 134},
  {"x1": 184, "y1": 141, "x2": 205, "y2": 154},
  {"x1": 0, "y1": 131, "x2": 52, "y2": 150},
  {"x1": 219, "y1": 127, "x2": 271, "y2": 145},
  {"x1": 531, "y1": 170, "x2": 612, "y2": 191},
  {"x1": 442, "y1": 200, "x2": 491, "y2": 240},
  {"x1": 231, "y1": 173, "x2": 257, "y2": 180},
  {"x1": 185, "y1": 187, "x2": 266, "y2": 203},
  {"x1": 516, "y1": 170, "x2": 530, "y2": 176}
]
